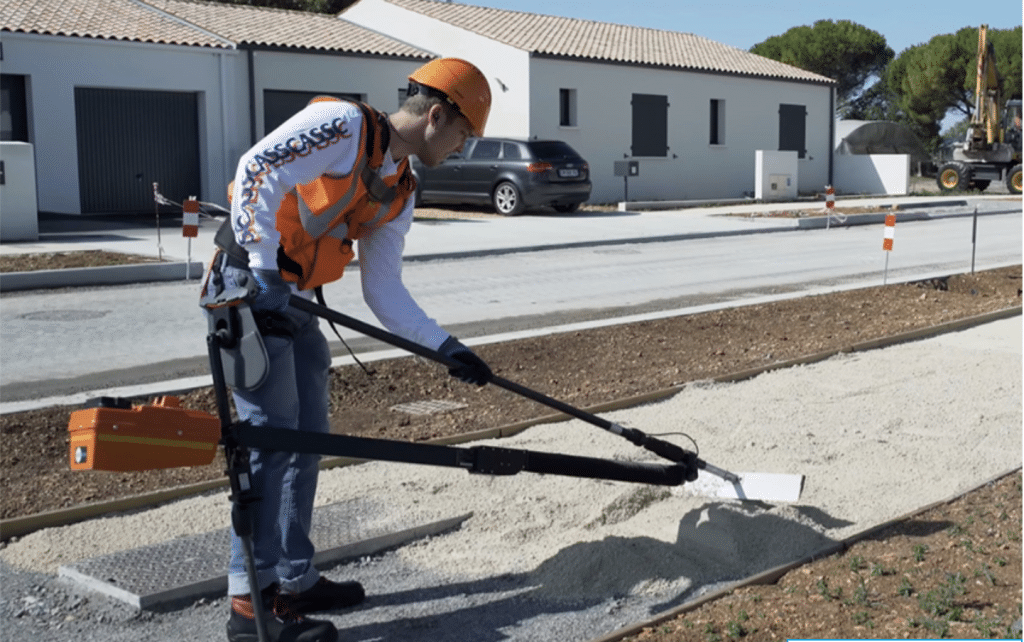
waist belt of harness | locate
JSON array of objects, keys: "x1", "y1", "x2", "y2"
[{"x1": 213, "y1": 218, "x2": 305, "y2": 278}]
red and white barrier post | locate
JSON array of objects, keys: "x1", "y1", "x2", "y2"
[
  {"x1": 823, "y1": 185, "x2": 844, "y2": 228},
  {"x1": 183, "y1": 197, "x2": 199, "y2": 280},
  {"x1": 882, "y1": 213, "x2": 896, "y2": 284}
]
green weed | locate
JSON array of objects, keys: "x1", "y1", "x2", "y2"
[
  {"x1": 917, "y1": 572, "x2": 967, "y2": 619},
  {"x1": 870, "y1": 563, "x2": 894, "y2": 576},
  {"x1": 816, "y1": 578, "x2": 842, "y2": 601},
  {"x1": 897, "y1": 577, "x2": 914, "y2": 597}
]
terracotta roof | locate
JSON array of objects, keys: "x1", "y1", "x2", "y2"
[
  {"x1": 146, "y1": 0, "x2": 429, "y2": 56},
  {"x1": 0, "y1": 0, "x2": 230, "y2": 47},
  {"x1": 379, "y1": 0, "x2": 835, "y2": 84},
  {"x1": 0, "y1": 0, "x2": 431, "y2": 57}
]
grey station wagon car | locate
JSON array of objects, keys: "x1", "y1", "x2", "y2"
[{"x1": 411, "y1": 137, "x2": 591, "y2": 215}]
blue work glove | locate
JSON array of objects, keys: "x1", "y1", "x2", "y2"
[
  {"x1": 438, "y1": 336, "x2": 492, "y2": 386},
  {"x1": 250, "y1": 268, "x2": 292, "y2": 313}
]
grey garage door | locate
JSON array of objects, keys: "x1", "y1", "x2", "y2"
[{"x1": 75, "y1": 88, "x2": 201, "y2": 213}]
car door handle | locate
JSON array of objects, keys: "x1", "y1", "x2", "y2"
[{"x1": 490, "y1": 165, "x2": 498, "y2": 170}]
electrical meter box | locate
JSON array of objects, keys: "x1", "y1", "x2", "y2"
[{"x1": 68, "y1": 396, "x2": 221, "y2": 471}]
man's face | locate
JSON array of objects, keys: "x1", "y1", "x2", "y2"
[{"x1": 419, "y1": 105, "x2": 474, "y2": 167}]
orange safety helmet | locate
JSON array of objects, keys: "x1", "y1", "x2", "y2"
[{"x1": 408, "y1": 58, "x2": 491, "y2": 137}]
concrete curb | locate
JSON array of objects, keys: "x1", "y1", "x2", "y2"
[
  {"x1": 0, "y1": 261, "x2": 207, "y2": 291},
  {"x1": 621, "y1": 197, "x2": 970, "y2": 212}
]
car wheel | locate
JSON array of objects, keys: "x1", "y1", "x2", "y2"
[
  {"x1": 553, "y1": 203, "x2": 580, "y2": 213},
  {"x1": 492, "y1": 181, "x2": 525, "y2": 216}
]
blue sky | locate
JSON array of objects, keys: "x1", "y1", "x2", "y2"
[{"x1": 462, "y1": 0, "x2": 1019, "y2": 55}]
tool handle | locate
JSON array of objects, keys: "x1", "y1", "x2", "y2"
[{"x1": 288, "y1": 295, "x2": 737, "y2": 480}]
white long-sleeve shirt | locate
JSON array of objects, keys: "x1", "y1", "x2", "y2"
[{"x1": 230, "y1": 100, "x2": 448, "y2": 350}]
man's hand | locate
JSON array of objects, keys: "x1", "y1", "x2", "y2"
[
  {"x1": 438, "y1": 336, "x2": 492, "y2": 386},
  {"x1": 250, "y1": 268, "x2": 292, "y2": 312}
]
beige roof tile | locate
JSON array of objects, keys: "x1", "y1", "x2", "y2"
[
  {"x1": 0, "y1": 0, "x2": 229, "y2": 47},
  {"x1": 381, "y1": 0, "x2": 835, "y2": 84},
  {"x1": 147, "y1": 0, "x2": 429, "y2": 56},
  {"x1": 1, "y1": 0, "x2": 431, "y2": 57}
]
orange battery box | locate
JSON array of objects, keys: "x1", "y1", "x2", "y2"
[{"x1": 68, "y1": 396, "x2": 221, "y2": 471}]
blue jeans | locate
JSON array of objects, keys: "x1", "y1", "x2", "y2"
[{"x1": 209, "y1": 265, "x2": 332, "y2": 597}]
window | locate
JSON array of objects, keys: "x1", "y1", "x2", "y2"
[
  {"x1": 559, "y1": 88, "x2": 577, "y2": 127},
  {"x1": 1, "y1": 74, "x2": 29, "y2": 142},
  {"x1": 502, "y1": 142, "x2": 522, "y2": 160},
  {"x1": 709, "y1": 99, "x2": 725, "y2": 145},
  {"x1": 631, "y1": 93, "x2": 668, "y2": 157},
  {"x1": 778, "y1": 104, "x2": 807, "y2": 159},
  {"x1": 470, "y1": 139, "x2": 501, "y2": 160}
]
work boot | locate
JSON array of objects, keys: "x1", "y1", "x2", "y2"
[
  {"x1": 276, "y1": 577, "x2": 366, "y2": 614},
  {"x1": 227, "y1": 583, "x2": 338, "y2": 642}
]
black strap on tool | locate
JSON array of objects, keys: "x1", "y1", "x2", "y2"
[{"x1": 233, "y1": 425, "x2": 693, "y2": 486}]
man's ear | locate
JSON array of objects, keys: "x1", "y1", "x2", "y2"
[{"x1": 428, "y1": 103, "x2": 445, "y2": 127}]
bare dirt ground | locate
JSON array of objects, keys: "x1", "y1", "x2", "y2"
[{"x1": 0, "y1": 251, "x2": 1020, "y2": 639}]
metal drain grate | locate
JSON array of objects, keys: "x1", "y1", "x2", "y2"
[
  {"x1": 58, "y1": 499, "x2": 471, "y2": 610},
  {"x1": 390, "y1": 399, "x2": 467, "y2": 415}
]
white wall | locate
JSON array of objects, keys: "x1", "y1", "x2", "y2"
[
  {"x1": 834, "y1": 154, "x2": 910, "y2": 195},
  {"x1": 531, "y1": 58, "x2": 833, "y2": 203},
  {"x1": 0, "y1": 142, "x2": 39, "y2": 241},
  {"x1": 2, "y1": 32, "x2": 428, "y2": 215},
  {"x1": 340, "y1": 2, "x2": 531, "y2": 137},
  {"x1": 1, "y1": 32, "x2": 243, "y2": 214}
]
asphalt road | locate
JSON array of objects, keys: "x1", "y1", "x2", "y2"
[{"x1": 1, "y1": 204, "x2": 1020, "y2": 407}]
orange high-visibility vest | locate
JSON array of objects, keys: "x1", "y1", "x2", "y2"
[{"x1": 274, "y1": 98, "x2": 416, "y2": 290}]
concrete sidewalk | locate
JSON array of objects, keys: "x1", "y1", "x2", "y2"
[{"x1": 0, "y1": 194, "x2": 1016, "y2": 292}]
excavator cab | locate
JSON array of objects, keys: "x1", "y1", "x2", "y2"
[{"x1": 1003, "y1": 100, "x2": 1022, "y2": 152}]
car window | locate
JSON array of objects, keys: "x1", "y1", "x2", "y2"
[
  {"x1": 527, "y1": 141, "x2": 579, "y2": 160},
  {"x1": 502, "y1": 142, "x2": 522, "y2": 160},
  {"x1": 470, "y1": 140, "x2": 501, "y2": 160}
]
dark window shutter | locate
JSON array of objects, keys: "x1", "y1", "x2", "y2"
[
  {"x1": 778, "y1": 104, "x2": 806, "y2": 159},
  {"x1": 631, "y1": 94, "x2": 668, "y2": 157}
]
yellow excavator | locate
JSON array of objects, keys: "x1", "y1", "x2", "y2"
[{"x1": 937, "y1": 24, "x2": 1022, "y2": 194}]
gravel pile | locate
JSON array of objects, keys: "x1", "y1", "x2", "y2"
[{"x1": 1, "y1": 317, "x2": 1019, "y2": 641}]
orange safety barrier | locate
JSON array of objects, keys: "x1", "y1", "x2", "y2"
[
  {"x1": 183, "y1": 197, "x2": 200, "y2": 238},
  {"x1": 882, "y1": 214, "x2": 896, "y2": 251}
]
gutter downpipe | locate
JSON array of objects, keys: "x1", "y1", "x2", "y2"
[
  {"x1": 247, "y1": 47, "x2": 257, "y2": 145},
  {"x1": 828, "y1": 84, "x2": 835, "y2": 186},
  {"x1": 218, "y1": 49, "x2": 233, "y2": 193}
]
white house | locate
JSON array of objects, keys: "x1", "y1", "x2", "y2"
[
  {"x1": 1, "y1": 0, "x2": 431, "y2": 215},
  {"x1": 1, "y1": 0, "x2": 835, "y2": 215},
  {"x1": 343, "y1": 0, "x2": 837, "y2": 203}
]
